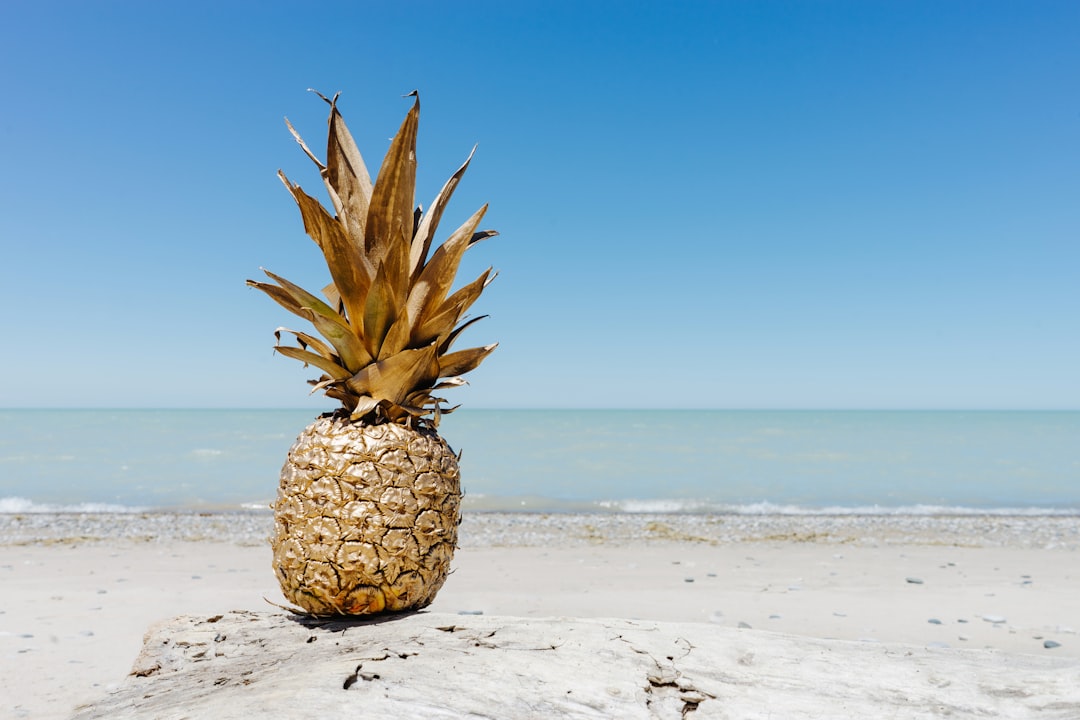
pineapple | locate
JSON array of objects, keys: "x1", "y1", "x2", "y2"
[{"x1": 249, "y1": 91, "x2": 497, "y2": 615}]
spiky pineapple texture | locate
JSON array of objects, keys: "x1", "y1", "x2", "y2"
[
  {"x1": 248, "y1": 91, "x2": 497, "y2": 426},
  {"x1": 272, "y1": 416, "x2": 461, "y2": 615}
]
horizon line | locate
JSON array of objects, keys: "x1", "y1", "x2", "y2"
[{"x1": 2, "y1": 407, "x2": 1078, "y2": 413}]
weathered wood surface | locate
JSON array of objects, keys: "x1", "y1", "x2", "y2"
[{"x1": 73, "y1": 610, "x2": 1080, "y2": 719}]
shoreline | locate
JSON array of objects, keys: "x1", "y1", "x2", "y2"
[{"x1": 2, "y1": 510, "x2": 1079, "y2": 549}]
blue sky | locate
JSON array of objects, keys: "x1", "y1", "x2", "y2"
[{"x1": 1, "y1": 1, "x2": 1077, "y2": 410}]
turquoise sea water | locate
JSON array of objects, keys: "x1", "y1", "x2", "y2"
[{"x1": 0, "y1": 409, "x2": 1077, "y2": 514}]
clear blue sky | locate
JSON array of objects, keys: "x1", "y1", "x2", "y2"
[{"x1": 1, "y1": 1, "x2": 1077, "y2": 410}]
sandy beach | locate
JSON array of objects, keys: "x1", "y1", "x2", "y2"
[{"x1": 2, "y1": 512, "x2": 1078, "y2": 719}]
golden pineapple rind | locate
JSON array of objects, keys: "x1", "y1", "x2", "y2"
[{"x1": 271, "y1": 414, "x2": 461, "y2": 615}]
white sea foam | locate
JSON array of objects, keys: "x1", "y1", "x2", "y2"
[
  {"x1": 0, "y1": 496, "x2": 147, "y2": 514},
  {"x1": 598, "y1": 499, "x2": 714, "y2": 513},
  {"x1": 1, "y1": 494, "x2": 1075, "y2": 517},
  {"x1": 191, "y1": 448, "x2": 225, "y2": 457},
  {"x1": 593, "y1": 498, "x2": 1079, "y2": 516}
]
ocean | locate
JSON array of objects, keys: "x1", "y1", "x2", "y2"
[{"x1": 0, "y1": 409, "x2": 1077, "y2": 514}]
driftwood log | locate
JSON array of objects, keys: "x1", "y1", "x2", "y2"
[{"x1": 73, "y1": 610, "x2": 1080, "y2": 719}]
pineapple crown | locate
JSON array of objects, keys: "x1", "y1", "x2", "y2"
[{"x1": 249, "y1": 91, "x2": 497, "y2": 426}]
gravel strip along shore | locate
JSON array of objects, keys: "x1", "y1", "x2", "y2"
[{"x1": 2, "y1": 512, "x2": 1078, "y2": 550}]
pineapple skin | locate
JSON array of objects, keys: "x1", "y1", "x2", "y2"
[{"x1": 271, "y1": 413, "x2": 461, "y2": 615}]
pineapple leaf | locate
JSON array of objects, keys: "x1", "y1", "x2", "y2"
[
  {"x1": 431, "y1": 377, "x2": 468, "y2": 391},
  {"x1": 321, "y1": 282, "x2": 344, "y2": 315},
  {"x1": 362, "y1": 261, "x2": 397, "y2": 359},
  {"x1": 324, "y1": 383, "x2": 358, "y2": 406},
  {"x1": 258, "y1": 270, "x2": 374, "y2": 369},
  {"x1": 251, "y1": 280, "x2": 361, "y2": 368},
  {"x1": 439, "y1": 344, "x2": 498, "y2": 378},
  {"x1": 274, "y1": 327, "x2": 338, "y2": 363},
  {"x1": 344, "y1": 342, "x2": 439, "y2": 406},
  {"x1": 258, "y1": 270, "x2": 343, "y2": 324},
  {"x1": 442, "y1": 267, "x2": 494, "y2": 321},
  {"x1": 440, "y1": 314, "x2": 489, "y2": 353},
  {"x1": 415, "y1": 267, "x2": 493, "y2": 346},
  {"x1": 308, "y1": 375, "x2": 335, "y2": 393},
  {"x1": 247, "y1": 278, "x2": 306, "y2": 318},
  {"x1": 279, "y1": 172, "x2": 373, "y2": 328},
  {"x1": 383, "y1": 399, "x2": 427, "y2": 419},
  {"x1": 379, "y1": 307, "x2": 413, "y2": 361},
  {"x1": 406, "y1": 204, "x2": 487, "y2": 339},
  {"x1": 284, "y1": 114, "x2": 346, "y2": 220},
  {"x1": 323, "y1": 93, "x2": 373, "y2": 246},
  {"x1": 350, "y1": 395, "x2": 380, "y2": 419},
  {"x1": 365, "y1": 92, "x2": 418, "y2": 261},
  {"x1": 469, "y1": 229, "x2": 499, "y2": 247},
  {"x1": 410, "y1": 146, "x2": 475, "y2": 280},
  {"x1": 273, "y1": 345, "x2": 352, "y2": 380},
  {"x1": 283, "y1": 117, "x2": 326, "y2": 172},
  {"x1": 384, "y1": 225, "x2": 411, "y2": 317}
]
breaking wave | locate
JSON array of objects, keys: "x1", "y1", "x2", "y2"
[
  {"x1": 594, "y1": 498, "x2": 1080, "y2": 516},
  {"x1": 0, "y1": 496, "x2": 148, "y2": 514},
  {"x1": 4, "y1": 495, "x2": 1077, "y2": 517}
]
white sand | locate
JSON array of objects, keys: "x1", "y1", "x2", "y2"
[{"x1": 2, "y1": 512, "x2": 1078, "y2": 719}]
